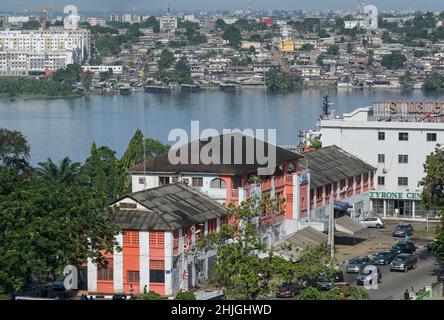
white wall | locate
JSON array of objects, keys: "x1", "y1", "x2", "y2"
[{"x1": 321, "y1": 119, "x2": 443, "y2": 193}]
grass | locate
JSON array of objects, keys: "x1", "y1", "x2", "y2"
[{"x1": 0, "y1": 294, "x2": 10, "y2": 300}]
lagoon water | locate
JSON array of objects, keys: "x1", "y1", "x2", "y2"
[{"x1": 0, "y1": 88, "x2": 442, "y2": 164}]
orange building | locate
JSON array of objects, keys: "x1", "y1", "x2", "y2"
[{"x1": 87, "y1": 184, "x2": 226, "y2": 296}]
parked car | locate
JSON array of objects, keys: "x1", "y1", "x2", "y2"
[
  {"x1": 390, "y1": 253, "x2": 418, "y2": 272},
  {"x1": 360, "y1": 217, "x2": 384, "y2": 228},
  {"x1": 371, "y1": 251, "x2": 396, "y2": 265},
  {"x1": 356, "y1": 267, "x2": 382, "y2": 286},
  {"x1": 393, "y1": 224, "x2": 414, "y2": 237},
  {"x1": 437, "y1": 270, "x2": 444, "y2": 283},
  {"x1": 392, "y1": 241, "x2": 416, "y2": 255},
  {"x1": 276, "y1": 282, "x2": 301, "y2": 298},
  {"x1": 317, "y1": 270, "x2": 344, "y2": 291},
  {"x1": 346, "y1": 256, "x2": 370, "y2": 273}
]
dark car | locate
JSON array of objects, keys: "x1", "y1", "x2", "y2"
[
  {"x1": 276, "y1": 282, "x2": 300, "y2": 298},
  {"x1": 346, "y1": 256, "x2": 370, "y2": 273},
  {"x1": 392, "y1": 241, "x2": 416, "y2": 255},
  {"x1": 371, "y1": 251, "x2": 396, "y2": 265},
  {"x1": 356, "y1": 267, "x2": 382, "y2": 286},
  {"x1": 317, "y1": 270, "x2": 344, "y2": 291},
  {"x1": 437, "y1": 270, "x2": 444, "y2": 283},
  {"x1": 112, "y1": 294, "x2": 128, "y2": 300},
  {"x1": 390, "y1": 253, "x2": 418, "y2": 272},
  {"x1": 393, "y1": 224, "x2": 414, "y2": 237}
]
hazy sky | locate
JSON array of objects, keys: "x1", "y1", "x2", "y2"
[{"x1": 1, "y1": 0, "x2": 444, "y2": 12}]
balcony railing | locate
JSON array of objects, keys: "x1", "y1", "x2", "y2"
[{"x1": 230, "y1": 189, "x2": 239, "y2": 199}]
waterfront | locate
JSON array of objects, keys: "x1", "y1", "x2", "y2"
[{"x1": 0, "y1": 88, "x2": 443, "y2": 164}]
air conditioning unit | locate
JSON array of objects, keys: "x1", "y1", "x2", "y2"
[
  {"x1": 382, "y1": 169, "x2": 387, "y2": 174},
  {"x1": 182, "y1": 178, "x2": 190, "y2": 185}
]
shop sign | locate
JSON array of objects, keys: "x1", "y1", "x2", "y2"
[{"x1": 370, "y1": 191, "x2": 421, "y2": 200}]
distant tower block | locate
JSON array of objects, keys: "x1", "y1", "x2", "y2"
[{"x1": 363, "y1": 4, "x2": 378, "y2": 30}]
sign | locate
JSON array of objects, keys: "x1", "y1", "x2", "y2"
[
  {"x1": 370, "y1": 191, "x2": 421, "y2": 200},
  {"x1": 374, "y1": 101, "x2": 444, "y2": 116}
]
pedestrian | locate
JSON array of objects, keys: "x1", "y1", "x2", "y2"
[
  {"x1": 404, "y1": 289, "x2": 410, "y2": 300},
  {"x1": 129, "y1": 284, "x2": 134, "y2": 298},
  {"x1": 143, "y1": 285, "x2": 147, "y2": 294}
]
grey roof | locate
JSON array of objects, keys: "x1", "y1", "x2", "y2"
[
  {"x1": 301, "y1": 145, "x2": 376, "y2": 188},
  {"x1": 129, "y1": 133, "x2": 302, "y2": 175},
  {"x1": 111, "y1": 183, "x2": 227, "y2": 231},
  {"x1": 273, "y1": 226, "x2": 328, "y2": 249},
  {"x1": 335, "y1": 216, "x2": 366, "y2": 235}
]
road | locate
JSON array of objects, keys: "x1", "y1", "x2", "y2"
[{"x1": 342, "y1": 248, "x2": 441, "y2": 300}]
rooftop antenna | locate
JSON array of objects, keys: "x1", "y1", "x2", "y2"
[
  {"x1": 167, "y1": 2, "x2": 171, "y2": 16},
  {"x1": 248, "y1": 0, "x2": 252, "y2": 15}
]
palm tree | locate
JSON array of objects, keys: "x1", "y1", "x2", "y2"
[{"x1": 36, "y1": 157, "x2": 81, "y2": 184}]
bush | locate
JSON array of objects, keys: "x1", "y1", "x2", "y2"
[
  {"x1": 138, "y1": 291, "x2": 164, "y2": 300},
  {"x1": 175, "y1": 291, "x2": 196, "y2": 300}
]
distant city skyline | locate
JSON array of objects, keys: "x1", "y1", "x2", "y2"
[{"x1": 0, "y1": 0, "x2": 444, "y2": 13}]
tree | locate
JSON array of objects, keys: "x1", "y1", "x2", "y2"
[
  {"x1": 81, "y1": 143, "x2": 119, "y2": 201},
  {"x1": 380, "y1": 52, "x2": 407, "y2": 70},
  {"x1": 0, "y1": 163, "x2": 118, "y2": 293},
  {"x1": 115, "y1": 131, "x2": 170, "y2": 196},
  {"x1": 326, "y1": 44, "x2": 340, "y2": 56},
  {"x1": 223, "y1": 25, "x2": 242, "y2": 49},
  {"x1": 194, "y1": 194, "x2": 285, "y2": 300},
  {"x1": 215, "y1": 18, "x2": 226, "y2": 30},
  {"x1": 318, "y1": 29, "x2": 330, "y2": 38},
  {"x1": 138, "y1": 291, "x2": 164, "y2": 300},
  {"x1": 35, "y1": 157, "x2": 81, "y2": 184},
  {"x1": 175, "y1": 56, "x2": 192, "y2": 84},
  {"x1": 158, "y1": 49, "x2": 176, "y2": 70},
  {"x1": 249, "y1": 46, "x2": 256, "y2": 55},
  {"x1": 22, "y1": 20, "x2": 40, "y2": 30},
  {"x1": 265, "y1": 70, "x2": 301, "y2": 91},
  {"x1": 419, "y1": 146, "x2": 444, "y2": 257},
  {"x1": 423, "y1": 73, "x2": 444, "y2": 91},
  {"x1": 398, "y1": 71, "x2": 412, "y2": 87},
  {"x1": 347, "y1": 43, "x2": 353, "y2": 54},
  {"x1": 0, "y1": 128, "x2": 30, "y2": 170},
  {"x1": 300, "y1": 43, "x2": 314, "y2": 52}
]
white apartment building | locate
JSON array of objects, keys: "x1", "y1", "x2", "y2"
[
  {"x1": 0, "y1": 29, "x2": 91, "y2": 63},
  {"x1": 159, "y1": 16, "x2": 178, "y2": 33},
  {"x1": 108, "y1": 14, "x2": 142, "y2": 24},
  {"x1": 320, "y1": 102, "x2": 444, "y2": 220},
  {"x1": 0, "y1": 50, "x2": 74, "y2": 76}
]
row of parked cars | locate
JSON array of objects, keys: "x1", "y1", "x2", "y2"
[{"x1": 359, "y1": 218, "x2": 415, "y2": 238}]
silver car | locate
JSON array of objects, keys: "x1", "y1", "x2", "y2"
[
  {"x1": 346, "y1": 256, "x2": 370, "y2": 273},
  {"x1": 360, "y1": 217, "x2": 384, "y2": 228},
  {"x1": 390, "y1": 253, "x2": 418, "y2": 272}
]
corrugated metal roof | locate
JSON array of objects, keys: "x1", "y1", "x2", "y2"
[
  {"x1": 273, "y1": 226, "x2": 328, "y2": 249},
  {"x1": 335, "y1": 216, "x2": 366, "y2": 235},
  {"x1": 111, "y1": 184, "x2": 227, "y2": 231},
  {"x1": 301, "y1": 145, "x2": 376, "y2": 188}
]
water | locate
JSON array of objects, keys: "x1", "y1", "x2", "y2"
[{"x1": 0, "y1": 88, "x2": 442, "y2": 164}]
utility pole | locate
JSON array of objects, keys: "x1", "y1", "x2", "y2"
[{"x1": 327, "y1": 192, "x2": 335, "y2": 259}]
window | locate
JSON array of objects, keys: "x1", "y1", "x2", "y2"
[
  {"x1": 97, "y1": 259, "x2": 113, "y2": 281},
  {"x1": 138, "y1": 177, "x2": 146, "y2": 184},
  {"x1": 210, "y1": 178, "x2": 226, "y2": 189},
  {"x1": 398, "y1": 177, "x2": 408, "y2": 186},
  {"x1": 378, "y1": 132, "x2": 385, "y2": 140},
  {"x1": 159, "y1": 176, "x2": 170, "y2": 186},
  {"x1": 150, "y1": 260, "x2": 165, "y2": 283},
  {"x1": 398, "y1": 155, "x2": 408, "y2": 164},
  {"x1": 192, "y1": 177, "x2": 203, "y2": 187},
  {"x1": 427, "y1": 133, "x2": 437, "y2": 142},
  {"x1": 149, "y1": 231, "x2": 165, "y2": 247},
  {"x1": 127, "y1": 270, "x2": 140, "y2": 283},
  {"x1": 399, "y1": 132, "x2": 409, "y2": 141},
  {"x1": 119, "y1": 202, "x2": 137, "y2": 209},
  {"x1": 377, "y1": 176, "x2": 385, "y2": 185},
  {"x1": 378, "y1": 154, "x2": 385, "y2": 163}
]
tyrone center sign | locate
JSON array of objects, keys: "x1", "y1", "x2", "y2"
[{"x1": 370, "y1": 191, "x2": 421, "y2": 200}]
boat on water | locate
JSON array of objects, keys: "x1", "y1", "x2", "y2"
[
  {"x1": 144, "y1": 85, "x2": 171, "y2": 93},
  {"x1": 180, "y1": 84, "x2": 202, "y2": 92},
  {"x1": 219, "y1": 83, "x2": 237, "y2": 91}
]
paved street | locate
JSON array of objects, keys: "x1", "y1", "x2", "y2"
[{"x1": 342, "y1": 248, "x2": 441, "y2": 300}]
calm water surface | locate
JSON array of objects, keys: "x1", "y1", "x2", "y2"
[{"x1": 0, "y1": 88, "x2": 442, "y2": 164}]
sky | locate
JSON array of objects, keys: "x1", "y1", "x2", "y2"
[{"x1": 1, "y1": 0, "x2": 444, "y2": 13}]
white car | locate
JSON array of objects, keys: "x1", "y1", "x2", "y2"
[{"x1": 360, "y1": 217, "x2": 384, "y2": 228}]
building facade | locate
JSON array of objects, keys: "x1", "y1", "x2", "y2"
[
  {"x1": 320, "y1": 102, "x2": 444, "y2": 220},
  {"x1": 87, "y1": 184, "x2": 225, "y2": 296}
]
